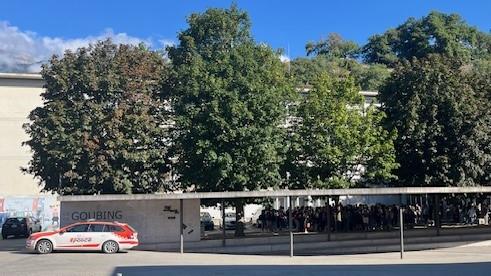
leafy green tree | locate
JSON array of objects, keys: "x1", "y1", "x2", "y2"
[
  {"x1": 290, "y1": 56, "x2": 390, "y2": 91},
  {"x1": 23, "y1": 41, "x2": 171, "y2": 195},
  {"x1": 284, "y1": 74, "x2": 397, "y2": 189},
  {"x1": 349, "y1": 63, "x2": 391, "y2": 91},
  {"x1": 306, "y1": 33, "x2": 360, "y2": 59},
  {"x1": 292, "y1": 33, "x2": 390, "y2": 90},
  {"x1": 381, "y1": 54, "x2": 491, "y2": 186},
  {"x1": 363, "y1": 11, "x2": 491, "y2": 66},
  {"x1": 168, "y1": 6, "x2": 293, "y2": 193}
]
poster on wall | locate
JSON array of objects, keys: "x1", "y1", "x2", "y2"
[
  {"x1": 1, "y1": 195, "x2": 59, "y2": 230},
  {"x1": 0, "y1": 198, "x2": 5, "y2": 227}
]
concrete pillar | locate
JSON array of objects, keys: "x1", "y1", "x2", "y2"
[
  {"x1": 221, "y1": 200, "x2": 226, "y2": 246},
  {"x1": 327, "y1": 197, "x2": 331, "y2": 241},
  {"x1": 435, "y1": 194, "x2": 441, "y2": 236},
  {"x1": 288, "y1": 196, "x2": 293, "y2": 257},
  {"x1": 288, "y1": 196, "x2": 293, "y2": 230},
  {"x1": 399, "y1": 205, "x2": 404, "y2": 259},
  {"x1": 180, "y1": 199, "x2": 184, "y2": 254},
  {"x1": 334, "y1": 197, "x2": 338, "y2": 233}
]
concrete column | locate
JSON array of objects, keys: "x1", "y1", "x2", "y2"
[
  {"x1": 399, "y1": 205, "x2": 404, "y2": 259},
  {"x1": 288, "y1": 196, "x2": 293, "y2": 230},
  {"x1": 435, "y1": 194, "x2": 441, "y2": 236},
  {"x1": 327, "y1": 197, "x2": 331, "y2": 241},
  {"x1": 334, "y1": 197, "x2": 338, "y2": 233},
  {"x1": 221, "y1": 200, "x2": 226, "y2": 246},
  {"x1": 288, "y1": 196, "x2": 293, "y2": 257},
  {"x1": 180, "y1": 199, "x2": 184, "y2": 254}
]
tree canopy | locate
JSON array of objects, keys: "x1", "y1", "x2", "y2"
[
  {"x1": 284, "y1": 74, "x2": 397, "y2": 189},
  {"x1": 168, "y1": 6, "x2": 294, "y2": 193},
  {"x1": 23, "y1": 41, "x2": 172, "y2": 194},
  {"x1": 292, "y1": 32, "x2": 390, "y2": 91},
  {"x1": 25, "y1": 7, "x2": 491, "y2": 195},
  {"x1": 306, "y1": 33, "x2": 360, "y2": 59},
  {"x1": 362, "y1": 11, "x2": 491, "y2": 66},
  {"x1": 380, "y1": 54, "x2": 491, "y2": 186},
  {"x1": 290, "y1": 56, "x2": 390, "y2": 91}
]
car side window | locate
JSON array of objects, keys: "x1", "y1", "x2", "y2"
[
  {"x1": 66, "y1": 224, "x2": 89, "y2": 232},
  {"x1": 88, "y1": 224, "x2": 105, "y2": 232},
  {"x1": 104, "y1": 224, "x2": 123, "y2": 232}
]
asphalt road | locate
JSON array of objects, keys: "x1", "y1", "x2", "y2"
[{"x1": 2, "y1": 237, "x2": 491, "y2": 276}]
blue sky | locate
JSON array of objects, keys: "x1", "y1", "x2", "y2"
[{"x1": 1, "y1": 0, "x2": 490, "y2": 72}]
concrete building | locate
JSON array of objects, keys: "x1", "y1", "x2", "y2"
[
  {"x1": 0, "y1": 73, "x2": 44, "y2": 196},
  {"x1": 0, "y1": 73, "x2": 59, "y2": 231}
]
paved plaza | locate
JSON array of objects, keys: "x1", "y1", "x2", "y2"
[{"x1": 1, "y1": 238, "x2": 491, "y2": 276}]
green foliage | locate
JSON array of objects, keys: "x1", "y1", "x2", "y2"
[
  {"x1": 350, "y1": 63, "x2": 391, "y2": 91},
  {"x1": 306, "y1": 33, "x2": 360, "y2": 59},
  {"x1": 284, "y1": 74, "x2": 398, "y2": 189},
  {"x1": 381, "y1": 54, "x2": 491, "y2": 186},
  {"x1": 363, "y1": 11, "x2": 491, "y2": 66},
  {"x1": 290, "y1": 56, "x2": 390, "y2": 91},
  {"x1": 23, "y1": 40, "x2": 171, "y2": 194},
  {"x1": 168, "y1": 6, "x2": 295, "y2": 192}
]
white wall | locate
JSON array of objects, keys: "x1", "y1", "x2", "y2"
[
  {"x1": 60, "y1": 199, "x2": 201, "y2": 244},
  {"x1": 0, "y1": 76, "x2": 44, "y2": 196}
]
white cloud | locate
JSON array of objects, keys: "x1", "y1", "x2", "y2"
[
  {"x1": 158, "y1": 39, "x2": 176, "y2": 49},
  {"x1": 279, "y1": 54, "x2": 290, "y2": 63},
  {"x1": 0, "y1": 21, "x2": 168, "y2": 73}
]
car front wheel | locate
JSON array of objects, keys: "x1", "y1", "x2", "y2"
[
  {"x1": 102, "y1": 240, "x2": 119, "y2": 254},
  {"x1": 36, "y1": 239, "x2": 53, "y2": 254}
]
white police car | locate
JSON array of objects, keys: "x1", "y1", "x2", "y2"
[{"x1": 26, "y1": 221, "x2": 138, "y2": 254}]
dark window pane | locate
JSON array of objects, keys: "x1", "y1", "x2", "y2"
[
  {"x1": 88, "y1": 224, "x2": 105, "y2": 232},
  {"x1": 66, "y1": 224, "x2": 89, "y2": 232},
  {"x1": 104, "y1": 224, "x2": 123, "y2": 232}
]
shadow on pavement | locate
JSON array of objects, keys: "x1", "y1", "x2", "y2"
[
  {"x1": 0, "y1": 237, "x2": 25, "y2": 252},
  {"x1": 112, "y1": 263, "x2": 491, "y2": 276}
]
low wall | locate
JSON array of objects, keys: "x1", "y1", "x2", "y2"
[
  {"x1": 137, "y1": 226, "x2": 491, "y2": 254},
  {"x1": 60, "y1": 199, "x2": 200, "y2": 244}
]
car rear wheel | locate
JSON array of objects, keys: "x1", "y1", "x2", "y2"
[
  {"x1": 36, "y1": 239, "x2": 53, "y2": 254},
  {"x1": 102, "y1": 240, "x2": 119, "y2": 254}
]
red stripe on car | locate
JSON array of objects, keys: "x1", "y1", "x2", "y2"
[{"x1": 58, "y1": 243, "x2": 100, "y2": 248}]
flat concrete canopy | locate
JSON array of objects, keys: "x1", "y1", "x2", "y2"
[{"x1": 58, "y1": 186, "x2": 491, "y2": 202}]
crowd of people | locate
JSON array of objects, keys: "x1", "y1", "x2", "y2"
[{"x1": 256, "y1": 197, "x2": 491, "y2": 233}]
